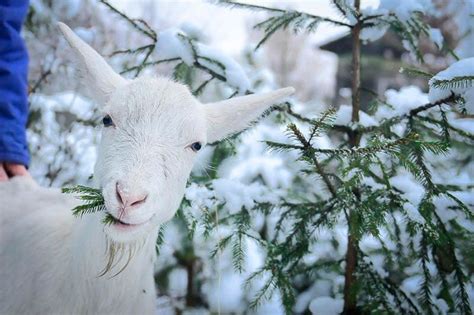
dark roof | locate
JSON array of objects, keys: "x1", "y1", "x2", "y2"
[{"x1": 319, "y1": 31, "x2": 405, "y2": 58}]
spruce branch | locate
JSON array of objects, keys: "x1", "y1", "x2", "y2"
[
  {"x1": 62, "y1": 185, "x2": 106, "y2": 217},
  {"x1": 287, "y1": 123, "x2": 337, "y2": 197},
  {"x1": 431, "y1": 76, "x2": 474, "y2": 90},
  {"x1": 387, "y1": 12, "x2": 431, "y2": 62},
  {"x1": 308, "y1": 108, "x2": 336, "y2": 144},
  {"x1": 120, "y1": 58, "x2": 181, "y2": 74},
  {"x1": 316, "y1": 135, "x2": 415, "y2": 156},
  {"x1": 448, "y1": 49, "x2": 461, "y2": 61},
  {"x1": 419, "y1": 232, "x2": 437, "y2": 314},
  {"x1": 155, "y1": 226, "x2": 166, "y2": 255},
  {"x1": 362, "y1": 93, "x2": 459, "y2": 133},
  {"x1": 253, "y1": 11, "x2": 302, "y2": 50},
  {"x1": 217, "y1": 0, "x2": 351, "y2": 27},
  {"x1": 248, "y1": 273, "x2": 277, "y2": 310},
  {"x1": 210, "y1": 234, "x2": 232, "y2": 258},
  {"x1": 416, "y1": 113, "x2": 474, "y2": 143},
  {"x1": 360, "y1": 14, "x2": 385, "y2": 24},
  {"x1": 232, "y1": 210, "x2": 251, "y2": 273},
  {"x1": 331, "y1": 0, "x2": 350, "y2": 17},
  {"x1": 439, "y1": 109, "x2": 451, "y2": 143},
  {"x1": 193, "y1": 77, "x2": 215, "y2": 96},
  {"x1": 331, "y1": 0, "x2": 360, "y2": 21},
  {"x1": 265, "y1": 141, "x2": 302, "y2": 153},
  {"x1": 321, "y1": 94, "x2": 459, "y2": 136},
  {"x1": 102, "y1": 213, "x2": 120, "y2": 226},
  {"x1": 62, "y1": 185, "x2": 120, "y2": 226},
  {"x1": 394, "y1": 140, "x2": 449, "y2": 192},
  {"x1": 276, "y1": 103, "x2": 352, "y2": 133},
  {"x1": 99, "y1": 0, "x2": 156, "y2": 39},
  {"x1": 400, "y1": 67, "x2": 434, "y2": 79},
  {"x1": 101, "y1": 0, "x2": 236, "y2": 90},
  {"x1": 99, "y1": 0, "x2": 157, "y2": 76},
  {"x1": 359, "y1": 257, "x2": 421, "y2": 315},
  {"x1": 431, "y1": 213, "x2": 472, "y2": 314},
  {"x1": 440, "y1": 190, "x2": 474, "y2": 221},
  {"x1": 217, "y1": 0, "x2": 352, "y2": 51},
  {"x1": 109, "y1": 44, "x2": 155, "y2": 57},
  {"x1": 267, "y1": 134, "x2": 426, "y2": 159}
]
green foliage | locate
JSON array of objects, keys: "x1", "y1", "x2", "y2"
[
  {"x1": 400, "y1": 67, "x2": 434, "y2": 79},
  {"x1": 203, "y1": 3, "x2": 473, "y2": 313},
  {"x1": 62, "y1": 185, "x2": 106, "y2": 216},
  {"x1": 270, "y1": 76, "x2": 468, "y2": 315},
  {"x1": 155, "y1": 226, "x2": 166, "y2": 255},
  {"x1": 253, "y1": 11, "x2": 316, "y2": 50},
  {"x1": 62, "y1": 185, "x2": 120, "y2": 225},
  {"x1": 90, "y1": 1, "x2": 474, "y2": 314},
  {"x1": 99, "y1": 0, "x2": 157, "y2": 76},
  {"x1": 102, "y1": 0, "x2": 245, "y2": 94},
  {"x1": 217, "y1": 0, "x2": 351, "y2": 50},
  {"x1": 431, "y1": 76, "x2": 474, "y2": 90},
  {"x1": 102, "y1": 213, "x2": 120, "y2": 226},
  {"x1": 256, "y1": 98, "x2": 472, "y2": 313},
  {"x1": 387, "y1": 12, "x2": 429, "y2": 62}
]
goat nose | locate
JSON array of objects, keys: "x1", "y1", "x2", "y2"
[{"x1": 116, "y1": 182, "x2": 148, "y2": 208}]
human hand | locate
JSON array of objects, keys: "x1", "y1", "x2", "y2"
[{"x1": 0, "y1": 163, "x2": 29, "y2": 181}]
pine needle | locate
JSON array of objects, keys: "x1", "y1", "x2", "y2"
[{"x1": 62, "y1": 185, "x2": 107, "y2": 218}]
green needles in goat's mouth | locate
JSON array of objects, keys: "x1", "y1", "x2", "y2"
[{"x1": 62, "y1": 185, "x2": 119, "y2": 225}]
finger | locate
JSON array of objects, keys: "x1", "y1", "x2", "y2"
[
  {"x1": 0, "y1": 164, "x2": 7, "y2": 181},
  {"x1": 4, "y1": 163, "x2": 29, "y2": 177}
]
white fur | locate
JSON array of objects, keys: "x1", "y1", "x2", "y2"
[{"x1": 0, "y1": 23, "x2": 294, "y2": 314}]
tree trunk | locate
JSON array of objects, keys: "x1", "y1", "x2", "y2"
[{"x1": 343, "y1": 1, "x2": 361, "y2": 314}]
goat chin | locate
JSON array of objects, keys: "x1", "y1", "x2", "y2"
[{"x1": 0, "y1": 177, "x2": 158, "y2": 315}]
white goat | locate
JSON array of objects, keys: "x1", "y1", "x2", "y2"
[{"x1": 0, "y1": 23, "x2": 294, "y2": 314}]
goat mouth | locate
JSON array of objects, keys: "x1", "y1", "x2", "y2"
[
  {"x1": 116, "y1": 219, "x2": 134, "y2": 226},
  {"x1": 105, "y1": 212, "x2": 153, "y2": 228}
]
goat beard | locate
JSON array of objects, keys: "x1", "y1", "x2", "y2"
[{"x1": 98, "y1": 237, "x2": 146, "y2": 278}]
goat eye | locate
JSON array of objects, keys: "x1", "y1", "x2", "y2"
[
  {"x1": 190, "y1": 142, "x2": 202, "y2": 152},
  {"x1": 102, "y1": 115, "x2": 114, "y2": 127}
]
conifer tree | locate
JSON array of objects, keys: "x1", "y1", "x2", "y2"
[
  {"x1": 62, "y1": 0, "x2": 473, "y2": 313},
  {"x1": 209, "y1": 1, "x2": 473, "y2": 314}
]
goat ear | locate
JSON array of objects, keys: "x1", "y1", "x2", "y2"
[
  {"x1": 58, "y1": 22, "x2": 127, "y2": 104},
  {"x1": 203, "y1": 87, "x2": 295, "y2": 143}
]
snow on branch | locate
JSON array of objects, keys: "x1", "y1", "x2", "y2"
[
  {"x1": 268, "y1": 133, "x2": 428, "y2": 158},
  {"x1": 360, "y1": 93, "x2": 460, "y2": 133},
  {"x1": 217, "y1": 0, "x2": 351, "y2": 51},
  {"x1": 429, "y1": 58, "x2": 474, "y2": 114},
  {"x1": 101, "y1": 0, "x2": 250, "y2": 94},
  {"x1": 355, "y1": 0, "x2": 437, "y2": 61},
  {"x1": 218, "y1": 0, "x2": 352, "y2": 27}
]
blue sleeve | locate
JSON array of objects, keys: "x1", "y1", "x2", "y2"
[{"x1": 0, "y1": 0, "x2": 30, "y2": 166}]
